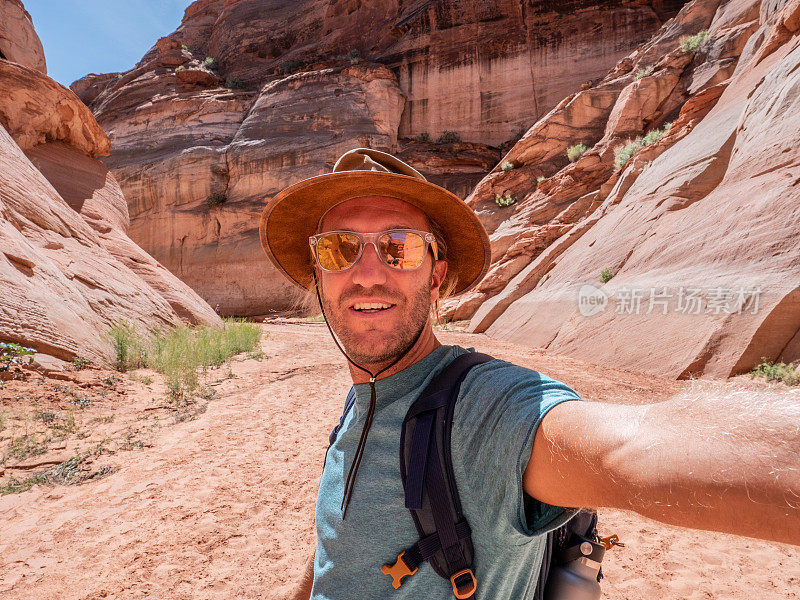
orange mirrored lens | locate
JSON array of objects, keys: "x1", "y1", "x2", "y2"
[
  {"x1": 379, "y1": 231, "x2": 425, "y2": 270},
  {"x1": 317, "y1": 233, "x2": 361, "y2": 271}
]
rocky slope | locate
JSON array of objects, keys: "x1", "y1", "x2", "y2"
[
  {"x1": 445, "y1": 0, "x2": 800, "y2": 378},
  {"x1": 0, "y1": 1, "x2": 220, "y2": 365},
  {"x1": 72, "y1": 0, "x2": 683, "y2": 316}
]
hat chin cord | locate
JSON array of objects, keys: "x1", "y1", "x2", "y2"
[{"x1": 313, "y1": 271, "x2": 427, "y2": 519}]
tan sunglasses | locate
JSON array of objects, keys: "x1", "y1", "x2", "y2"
[{"x1": 309, "y1": 229, "x2": 438, "y2": 272}]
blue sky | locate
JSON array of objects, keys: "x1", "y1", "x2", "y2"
[{"x1": 24, "y1": 0, "x2": 193, "y2": 87}]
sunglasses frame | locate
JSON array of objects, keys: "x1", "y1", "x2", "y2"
[{"x1": 309, "y1": 228, "x2": 439, "y2": 273}]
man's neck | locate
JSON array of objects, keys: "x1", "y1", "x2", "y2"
[{"x1": 347, "y1": 325, "x2": 441, "y2": 384}]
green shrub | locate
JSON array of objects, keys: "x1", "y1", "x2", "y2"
[
  {"x1": 205, "y1": 192, "x2": 227, "y2": 208},
  {"x1": 175, "y1": 65, "x2": 185, "y2": 72},
  {"x1": 71, "y1": 356, "x2": 90, "y2": 370},
  {"x1": 751, "y1": 360, "x2": 800, "y2": 386},
  {"x1": 226, "y1": 76, "x2": 245, "y2": 89},
  {"x1": 536, "y1": 175, "x2": 546, "y2": 183},
  {"x1": 106, "y1": 319, "x2": 261, "y2": 401},
  {"x1": 413, "y1": 132, "x2": 431, "y2": 142},
  {"x1": 613, "y1": 122, "x2": 672, "y2": 171},
  {"x1": 566, "y1": 143, "x2": 589, "y2": 162},
  {"x1": 203, "y1": 56, "x2": 216, "y2": 69},
  {"x1": 633, "y1": 65, "x2": 654, "y2": 80},
  {"x1": 437, "y1": 131, "x2": 460, "y2": 144},
  {"x1": 680, "y1": 30, "x2": 709, "y2": 54},
  {"x1": 600, "y1": 268, "x2": 615, "y2": 283},
  {"x1": 107, "y1": 323, "x2": 146, "y2": 371},
  {"x1": 0, "y1": 342, "x2": 35, "y2": 372},
  {"x1": 495, "y1": 192, "x2": 517, "y2": 207},
  {"x1": 181, "y1": 43, "x2": 188, "y2": 51},
  {"x1": 500, "y1": 161, "x2": 514, "y2": 172},
  {"x1": 614, "y1": 138, "x2": 643, "y2": 171}
]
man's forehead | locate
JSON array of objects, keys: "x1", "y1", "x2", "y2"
[{"x1": 319, "y1": 196, "x2": 431, "y2": 230}]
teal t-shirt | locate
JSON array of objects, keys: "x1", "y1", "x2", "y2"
[{"x1": 312, "y1": 345, "x2": 582, "y2": 599}]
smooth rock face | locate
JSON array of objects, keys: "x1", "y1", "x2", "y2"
[
  {"x1": 0, "y1": 6, "x2": 221, "y2": 363},
  {"x1": 26, "y1": 142, "x2": 222, "y2": 326},
  {"x1": 0, "y1": 124, "x2": 176, "y2": 363},
  {"x1": 0, "y1": 0, "x2": 46, "y2": 73},
  {"x1": 72, "y1": 0, "x2": 683, "y2": 316},
  {"x1": 449, "y1": 0, "x2": 800, "y2": 378}
]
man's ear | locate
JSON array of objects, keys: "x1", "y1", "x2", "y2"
[{"x1": 430, "y1": 259, "x2": 448, "y2": 302}]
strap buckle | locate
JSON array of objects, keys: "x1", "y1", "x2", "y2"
[
  {"x1": 600, "y1": 534, "x2": 625, "y2": 549},
  {"x1": 381, "y1": 551, "x2": 418, "y2": 589},
  {"x1": 450, "y1": 568, "x2": 477, "y2": 599}
]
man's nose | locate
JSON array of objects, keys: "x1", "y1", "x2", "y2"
[{"x1": 350, "y1": 242, "x2": 388, "y2": 287}]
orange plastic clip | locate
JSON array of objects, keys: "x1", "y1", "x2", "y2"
[
  {"x1": 381, "y1": 551, "x2": 418, "y2": 590},
  {"x1": 450, "y1": 568, "x2": 477, "y2": 599},
  {"x1": 600, "y1": 534, "x2": 625, "y2": 550}
]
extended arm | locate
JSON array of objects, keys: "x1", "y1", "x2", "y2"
[
  {"x1": 524, "y1": 386, "x2": 800, "y2": 546},
  {"x1": 289, "y1": 552, "x2": 315, "y2": 600}
]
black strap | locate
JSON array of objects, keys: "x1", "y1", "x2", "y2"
[
  {"x1": 397, "y1": 351, "x2": 494, "y2": 596},
  {"x1": 324, "y1": 387, "x2": 356, "y2": 470}
]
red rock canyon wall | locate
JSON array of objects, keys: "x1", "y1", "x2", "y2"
[
  {"x1": 0, "y1": 2, "x2": 221, "y2": 364},
  {"x1": 73, "y1": 0, "x2": 683, "y2": 316}
]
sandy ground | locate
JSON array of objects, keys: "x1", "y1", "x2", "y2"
[{"x1": 0, "y1": 322, "x2": 798, "y2": 599}]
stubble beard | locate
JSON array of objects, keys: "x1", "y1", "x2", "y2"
[{"x1": 321, "y1": 279, "x2": 432, "y2": 368}]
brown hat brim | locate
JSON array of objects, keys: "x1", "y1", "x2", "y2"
[{"x1": 259, "y1": 171, "x2": 490, "y2": 296}]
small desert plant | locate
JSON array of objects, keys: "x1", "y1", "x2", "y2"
[
  {"x1": 226, "y1": 76, "x2": 245, "y2": 89},
  {"x1": 107, "y1": 323, "x2": 146, "y2": 371},
  {"x1": 751, "y1": 360, "x2": 800, "y2": 386},
  {"x1": 566, "y1": 143, "x2": 589, "y2": 162},
  {"x1": 175, "y1": 65, "x2": 185, "y2": 72},
  {"x1": 71, "y1": 356, "x2": 90, "y2": 370},
  {"x1": 106, "y1": 319, "x2": 261, "y2": 401},
  {"x1": 679, "y1": 30, "x2": 709, "y2": 54},
  {"x1": 614, "y1": 138, "x2": 643, "y2": 171},
  {"x1": 3, "y1": 434, "x2": 48, "y2": 463},
  {"x1": 437, "y1": 130, "x2": 461, "y2": 144},
  {"x1": 633, "y1": 65, "x2": 654, "y2": 80},
  {"x1": 495, "y1": 192, "x2": 517, "y2": 207},
  {"x1": 181, "y1": 43, "x2": 188, "y2": 51},
  {"x1": 205, "y1": 192, "x2": 227, "y2": 208},
  {"x1": 613, "y1": 122, "x2": 672, "y2": 171},
  {"x1": 203, "y1": 56, "x2": 216, "y2": 69},
  {"x1": 600, "y1": 268, "x2": 615, "y2": 283},
  {"x1": 500, "y1": 161, "x2": 515, "y2": 172},
  {"x1": 413, "y1": 132, "x2": 431, "y2": 142},
  {"x1": 536, "y1": 175, "x2": 546, "y2": 183},
  {"x1": 0, "y1": 342, "x2": 35, "y2": 372}
]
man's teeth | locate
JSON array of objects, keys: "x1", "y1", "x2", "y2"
[{"x1": 353, "y1": 302, "x2": 392, "y2": 311}]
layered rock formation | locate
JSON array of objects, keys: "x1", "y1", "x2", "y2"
[
  {"x1": 73, "y1": 0, "x2": 683, "y2": 316},
  {"x1": 0, "y1": 0, "x2": 45, "y2": 74},
  {"x1": 445, "y1": 0, "x2": 800, "y2": 378},
  {"x1": 0, "y1": 5, "x2": 220, "y2": 364}
]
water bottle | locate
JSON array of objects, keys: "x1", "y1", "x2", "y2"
[{"x1": 543, "y1": 539, "x2": 606, "y2": 600}]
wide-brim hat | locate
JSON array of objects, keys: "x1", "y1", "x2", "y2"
[{"x1": 259, "y1": 148, "x2": 491, "y2": 296}]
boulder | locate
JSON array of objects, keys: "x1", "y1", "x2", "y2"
[{"x1": 0, "y1": 0, "x2": 46, "y2": 73}]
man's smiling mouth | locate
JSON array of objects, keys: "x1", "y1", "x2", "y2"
[{"x1": 351, "y1": 302, "x2": 396, "y2": 313}]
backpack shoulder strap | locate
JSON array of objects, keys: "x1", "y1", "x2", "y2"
[
  {"x1": 329, "y1": 387, "x2": 356, "y2": 447},
  {"x1": 324, "y1": 387, "x2": 356, "y2": 469},
  {"x1": 384, "y1": 351, "x2": 494, "y2": 598}
]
